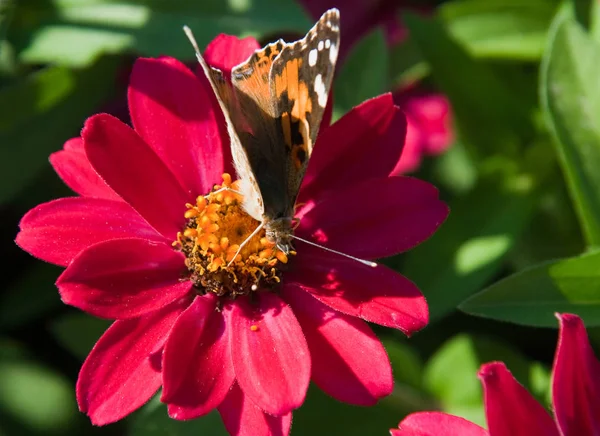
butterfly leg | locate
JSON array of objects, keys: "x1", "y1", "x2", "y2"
[{"x1": 207, "y1": 186, "x2": 244, "y2": 198}]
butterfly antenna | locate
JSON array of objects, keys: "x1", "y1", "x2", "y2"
[
  {"x1": 291, "y1": 235, "x2": 377, "y2": 268},
  {"x1": 183, "y1": 26, "x2": 202, "y2": 59},
  {"x1": 183, "y1": 25, "x2": 216, "y2": 88},
  {"x1": 227, "y1": 222, "x2": 265, "y2": 267}
]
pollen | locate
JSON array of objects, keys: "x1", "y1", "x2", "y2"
[{"x1": 175, "y1": 174, "x2": 293, "y2": 298}]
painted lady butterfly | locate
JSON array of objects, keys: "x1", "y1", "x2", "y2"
[{"x1": 185, "y1": 10, "x2": 374, "y2": 267}]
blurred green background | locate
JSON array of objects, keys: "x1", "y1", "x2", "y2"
[{"x1": 2, "y1": 0, "x2": 600, "y2": 434}]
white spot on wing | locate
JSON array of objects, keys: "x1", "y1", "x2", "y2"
[
  {"x1": 329, "y1": 43, "x2": 338, "y2": 64},
  {"x1": 318, "y1": 40, "x2": 324, "y2": 51},
  {"x1": 314, "y1": 74, "x2": 327, "y2": 107},
  {"x1": 325, "y1": 39, "x2": 331, "y2": 49},
  {"x1": 308, "y1": 48, "x2": 318, "y2": 67}
]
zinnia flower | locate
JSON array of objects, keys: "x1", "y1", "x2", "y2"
[
  {"x1": 392, "y1": 313, "x2": 600, "y2": 436},
  {"x1": 16, "y1": 34, "x2": 448, "y2": 435}
]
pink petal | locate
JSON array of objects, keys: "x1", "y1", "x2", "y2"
[
  {"x1": 228, "y1": 293, "x2": 310, "y2": 415},
  {"x1": 203, "y1": 34, "x2": 260, "y2": 75},
  {"x1": 218, "y1": 383, "x2": 292, "y2": 436},
  {"x1": 82, "y1": 113, "x2": 190, "y2": 240},
  {"x1": 552, "y1": 313, "x2": 600, "y2": 435},
  {"x1": 283, "y1": 286, "x2": 393, "y2": 405},
  {"x1": 57, "y1": 238, "x2": 191, "y2": 319},
  {"x1": 394, "y1": 90, "x2": 454, "y2": 157},
  {"x1": 77, "y1": 300, "x2": 186, "y2": 425},
  {"x1": 286, "y1": 249, "x2": 428, "y2": 335},
  {"x1": 49, "y1": 138, "x2": 120, "y2": 200},
  {"x1": 297, "y1": 176, "x2": 448, "y2": 259},
  {"x1": 479, "y1": 362, "x2": 559, "y2": 436},
  {"x1": 16, "y1": 197, "x2": 164, "y2": 267},
  {"x1": 300, "y1": 94, "x2": 406, "y2": 202},
  {"x1": 393, "y1": 412, "x2": 488, "y2": 436},
  {"x1": 162, "y1": 294, "x2": 235, "y2": 420},
  {"x1": 128, "y1": 57, "x2": 225, "y2": 197},
  {"x1": 391, "y1": 120, "x2": 425, "y2": 174}
]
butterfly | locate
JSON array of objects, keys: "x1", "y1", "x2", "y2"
[{"x1": 185, "y1": 11, "x2": 375, "y2": 267}]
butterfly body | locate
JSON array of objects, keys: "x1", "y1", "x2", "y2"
[{"x1": 185, "y1": 9, "x2": 340, "y2": 257}]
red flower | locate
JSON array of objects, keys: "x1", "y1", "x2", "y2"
[
  {"x1": 391, "y1": 313, "x2": 600, "y2": 436},
  {"x1": 392, "y1": 88, "x2": 454, "y2": 174},
  {"x1": 16, "y1": 35, "x2": 448, "y2": 435}
]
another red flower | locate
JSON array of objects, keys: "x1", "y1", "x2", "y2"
[
  {"x1": 16, "y1": 35, "x2": 448, "y2": 435},
  {"x1": 391, "y1": 313, "x2": 600, "y2": 436},
  {"x1": 392, "y1": 88, "x2": 454, "y2": 174}
]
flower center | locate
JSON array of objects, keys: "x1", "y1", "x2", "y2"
[{"x1": 174, "y1": 174, "x2": 293, "y2": 298}]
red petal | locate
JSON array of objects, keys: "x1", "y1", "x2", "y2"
[
  {"x1": 77, "y1": 300, "x2": 186, "y2": 425},
  {"x1": 16, "y1": 197, "x2": 164, "y2": 266},
  {"x1": 83, "y1": 113, "x2": 190, "y2": 240},
  {"x1": 552, "y1": 313, "x2": 600, "y2": 435},
  {"x1": 50, "y1": 138, "x2": 120, "y2": 200},
  {"x1": 393, "y1": 412, "x2": 488, "y2": 436},
  {"x1": 128, "y1": 57, "x2": 225, "y2": 197},
  {"x1": 204, "y1": 34, "x2": 260, "y2": 75},
  {"x1": 283, "y1": 287, "x2": 392, "y2": 405},
  {"x1": 479, "y1": 362, "x2": 559, "y2": 436},
  {"x1": 162, "y1": 294, "x2": 235, "y2": 419},
  {"x1": 300, "y1": 94, "x2": 406, "y2": 202},
  {"x1": 57, "y1": 238, "x2": 191, "y2": 319},
  {"x1": 297, "y1": 176, "x2": 448, "y2": 259},
  {"x1": 286, "y1": 250, "x2": 428, "y2": 335},
  {"x1": 218, "y1": 383, "x2": 292, "y2": 436},
  {"x1": 228, "y1": 293, "x2": 310, "y2": 415}
]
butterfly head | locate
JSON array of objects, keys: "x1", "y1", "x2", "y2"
[{"x1": 265, "y1": 217, "x2": 295, "y2": 255}]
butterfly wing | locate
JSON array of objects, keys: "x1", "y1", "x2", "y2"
[
  {"x1": 229, "y1": 9, "x2": 340, "y2": 220},
  {"x1": 184, "y1": 27, "x2": 265, "y2": 221},
  {"x1": 270, "y1": 8, "x2": 340, "y2": 206}
]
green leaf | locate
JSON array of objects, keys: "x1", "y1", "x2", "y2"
[
  {"x1": 389, "y1": 35, "x2": 429, "y2": 88},
  {"x1": 540, "y1": 11, "x2": 600, "y2": 248},
  {"x1": 403, "y1": 13, "x2": 534, "y2": 155},
  {"x1": 334, "y1": 29, "x2": 388, "y2": 118},
  {"x1": 13, "y1": 0, "x2": 310, "y2": 67},
  {"x1": 460, "y1": 250, "x2": 600, "y2": 327},
  {"x1": 0, "y1": 55, "x2": 118, "y2": 205},
  {"x1": 440, "y1": 0, "x2": 558, "y2": 61},
  {"x1": 51, "y1": 313, "x2": 111, "y2": 360},
  {"x1": 0, "y1": 339, "x2": 81, "y2": 435},
  {"x1": 401, "y1": 168, "x2": 537, "y2": 322},
  {"x1": 431, "y1": 140, "x2": 477, "y2": 195}
]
